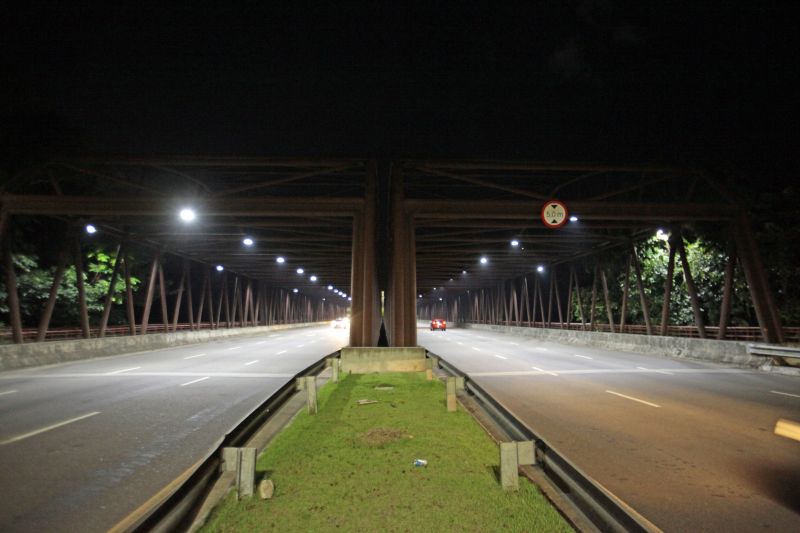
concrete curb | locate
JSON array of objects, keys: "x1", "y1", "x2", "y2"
[{"x1": 0, "y1": 322, "x2": 322, "y2": 372}]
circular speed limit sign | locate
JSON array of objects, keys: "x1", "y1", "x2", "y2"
[{"x1": 541, "y1": 200, "x2": 569, "y2": 228}]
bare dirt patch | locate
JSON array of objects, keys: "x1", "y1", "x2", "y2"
[{"x1": 359, "y1": 427, "x2": 406, "y2": 447}]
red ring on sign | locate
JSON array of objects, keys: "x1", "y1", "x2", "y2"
[{"x1": 540, "y1": 200, "x2": 569, "y2": 228}]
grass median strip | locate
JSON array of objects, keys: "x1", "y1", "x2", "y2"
[{"x1": 202, "y1": 372, "x2": 571, "y2": 532}]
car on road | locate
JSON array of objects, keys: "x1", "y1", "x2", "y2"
[
  {"x1": 430, "y1": 318, "x2": 447, "y2": 331},
  {"x1": 331, "y1": 317, "x2": 350, "y2": 329}
]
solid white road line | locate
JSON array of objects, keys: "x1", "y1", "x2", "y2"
[
  {"x1": 0, "y1": 390, "x2": 18, "y2": 397},
  {"x1": 606, "y1": 390, "x2": 661, "y2": 408},
  {"x1": 636, "y1": 366, "x2": 674, "y2": 375},
  {"x1": 532, "y1": 366, "x2": 559, "y2": 376},
  {"x1": 770, "y1": 390, "x2": 800, "y2": 399},
  {"x1": 277, "y1": 350, "x2": 287, "y2": 355},
  {"x1": 183, "y1": 353, "x2": 206, "y2": 360},
  {"x1": 494, "y1": 354, "x2": 508, "y2": 360},
  {"x1": 0, "y1": 411, "x2": 101, "y2": 446},
  {"x1": 574, "y1": 354, "x2": 593, "y2": 360},
  {"x1": 106, "y1": 367, "x2": 141, "y2": 375},
  {"x1": 244, "y1": 360, "x2": 259, "y2": 366},
  {"x1": 227, "y1": 346, "x2": 242, "y2": 351},
  {"x1": 180, "y1": 377, "x2": 209, "y2": 387}
]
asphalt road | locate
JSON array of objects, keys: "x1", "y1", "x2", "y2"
[
  {"x1": 0, "y1": 325, "x2": 348, "y2": 532},
  {"x1": 419, "y1": 327, "x2": 800, "y2": 532}
]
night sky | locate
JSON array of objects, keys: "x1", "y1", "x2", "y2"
[{"x1": 3, "y1": 2, "x2": 798, "y2": 187}]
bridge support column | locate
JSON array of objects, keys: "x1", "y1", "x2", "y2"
[
  {"x1": 349, "y1": 163, "x2": 380, "y2": 346},
  {"x1": 386, "y1": 165, "x2": 417, "y2": 347}
]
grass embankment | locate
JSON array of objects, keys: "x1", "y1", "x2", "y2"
[{"x1": 202, "y1": 372, "x2": 571, "y2": 532}]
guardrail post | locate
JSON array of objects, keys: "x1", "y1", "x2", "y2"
[
  {"x1": 239, "y1": 447, "x2": 256, "y2": 498},
  {"x1": 500, "y1": 442, "x2": 519, "y2": 490},
  {"x1": 305, "y1": 376, "x2": 318, "y2": 414},
  {"x1": 446, "y1": 377, "x2": 457, "y2": 412},
  {"x1": 328, "y1": 358, "x2": 340, "y2": 383},
  {"x1": 426, "y1": 356, "x2": 438, "y2": 380}
]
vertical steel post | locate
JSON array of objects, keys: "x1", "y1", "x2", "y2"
[
  {"x1": 185, "y1": 261, "x2": 194, "y2": 330},
  {"x1": 349, "y1": 211, "x2": 365, "y2": 345},
  {"x1": 589, "y1": 263, "x2": 599, "y2": 331},
  {"x1": 3, "y1": 231, "x2": 24, "y2": 344},
  {"x1": 74, "y1": 235, "x2": 90, "y2": 338},
  {"x1": 660, "y1": 238, "x2": 677, "y2": 336},
  {"x1": 36, "y1": 248, "x2": 68, "y2": 342},
  {"x1": 675, "y1": 232, "x2": 706, "y2": 339},
  {"x1": 158, "y1": 262, "x2": 169, "y2": 333},
  {"x1": 123, "y1": 249, "x2": 136, "y2": 335},
  {"x1": 171, "y1": 264, "x2": 186, "y2": 332},
  {"x1": 630, "y1": 241, "x2": 653, "y2": 335},
  {"x1": 619, "y1": 255, "x2": 632, "y2": 331},
  {"x1": 99, "y1": 243, "x2": 125, "y2": 338},
  {"x1": 554, "y1": 268, "x2": 564, "y2": 327},
  {"x1": 140, "y1": 253, "x2": 160, "y2": 335},
  {"x1": 600, "y1": 261, "x2": 615, "y2": 333},
  {"x1": 718, "y1": 240, "x2": 736, "y2": 340}
]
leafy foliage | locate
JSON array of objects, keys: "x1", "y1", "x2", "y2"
[{"x1": 1, "y1": 249, "x2": 140, "y2": 328}]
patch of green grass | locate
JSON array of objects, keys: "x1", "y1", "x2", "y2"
[{"x1": 202, "y1": 372, "x2": 572, "y2": 532}]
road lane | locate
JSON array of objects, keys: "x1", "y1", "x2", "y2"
[
  {"x1": 420, "y1": 327, "x2": 800, "y2": 532},
  {"x1": 0, "y1": 325, "x2": 347, "y2": 532}
]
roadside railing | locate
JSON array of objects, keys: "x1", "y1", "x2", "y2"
[
  {"x1": 110, "y1": 351, "x2": 337, "y2": 533},
  {"x1": 433, "y1": 351, "x2": 661, "y2": 533}
]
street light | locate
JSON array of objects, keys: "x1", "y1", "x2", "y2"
[
  {"x1": 216, "y1": 265, "x2": 224, "y2": 272},
  {"x1": 179, "y1": 208, "x2": 196, "y2": 223},
  {"x1": 537, "y1": 265, "x2": 545, "y2": 273},
  {"x1": 85, "y1": 224, "x2": 97, "y2": 234},
  {"x1": 480, "y1": 257, "x2": 488, "y2": 264},
  {"x1": 292, "y1": 288, "x2": 299, "y2": 293},
  {"x1": 296, "y1": 268, "x2": 304, "y2": 274},
  {"x1": 242, "y1": 237, "x2": 254, "y2": 246},
  {"x1": 276, "y1": 256, "x2": 285, "y2": 263},
  {"x1": 511, "y1": 240, "x2": 519, "y2": 247},
  {"x1": 310, "y1": 275, "x2": 318, "y2": 282},
  {"x1": 569, "y1": 215, "x2": 579, "y2": 222}
]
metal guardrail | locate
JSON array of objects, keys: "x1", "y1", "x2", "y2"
[
  {"x1": 118, "y1": 351, "x2": 337, "y2": 533},
  {"x1": 747, "y1": 344, "x2": 800, "y2": 359},
  {"x1": 434, "y1": 353, "x2": 661, "y2": 533}
]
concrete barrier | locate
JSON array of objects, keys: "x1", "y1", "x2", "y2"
[
  {"x1": 462, "y1": 323, "x2": 772, "y2": 368},
  {"x1": 0, "y1": 322, "x2": 322, "y2": 372},
  {"x1": 340, "y1": 347, "x2": 427, "y2": 373}
]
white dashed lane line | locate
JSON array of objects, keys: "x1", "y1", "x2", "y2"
[
  {"x1": 493, "y1": 354, "x2": 508, "y2": 360},
  {"x1": 770, "y1": 390, "x2": 800, "y2": 399},
  {"x1": 456, "y1": 342, "x2": 464, "y2": 346},
  {"x1": 255, "y1": 341, "x2": 267, "y2": 345},
  {"x1": 269, "y1": 334, "x2": 280, "y2": 338},
  {"x1": 106, "y1": 367, "x2": 141, "y2": 375},
  {"x1": 0, "y1": 390, "x2": 18, "y2": 397},
  {"x1": 532, "y1": 366, "x2": 559, "y2": 376},
  {"x1": 244, "y1": 360, "x2": 259, "y2": 366},
  {"x1": 606, "y1": 390, "x2": 661, "y2": 408},
  {"x1": 472, "y1": 347, "x2": 481, "y2": 351},
  {"x1": 574, "y1": 354, "x2": 593, "y2": 360},
  {"x1": 183, "y1": 353, "x2": 206, "y2": 360},
  {"x1": 277, "y1": 350, "x2": 287, "y2": 355},
  {"x1": 180, "y1": 377, "x2": 209, "y2": 387},
  {"x1": 534, "y1": 347, "x2": 549, "y2": 352},
  {"x1": 296, "y1": 344, "x2": 305, "y2": 348},
  {"x1": 227, "y1": 346, "x2": 242, "y2": 351},
  {"x1": 637, "y1": 366, "x2": 674, "y2": 375},
  {"x1": 0, "y1": 411, "x2": 101, "y2": 446}
]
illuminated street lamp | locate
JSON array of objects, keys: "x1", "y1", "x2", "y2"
[
  {"x1": 179, "y1": 208, "x2": 196, "y2": 223},
  {"x1": 292, "y1": 288, "x2": 299, "y2": 293},
  {"x1": 328, "y1": 285, "x2": 333, "y2": 290},
  {"x1": 537, "y1": 265, "x2": 545, "y2": 273},
  {"x1": 296, "y1": 267, "x2": 304, "y2": 274},
  {"x1": 480, "y1": 256, "x2": 488, "y2": 264},
  {"x1": 569, "y1": 215, "x2": 579, "y2": 222},
  {"x1": 310, "y1": 275, "x2": 318, "y2": 282},
  {"x1": 216, "y1": 265, "x2": 224, "y2": 272},
  {"x1": 242, "y1": 237, "x2": 254, "y2": 246},
  {"x1": 85, "y1": 224, "x2": 97, "y2": 234},
  {"x1": 656, "y1": 229, "x2": 670, "y2": 241},
  {"x1": 511, "y1": 240, "x2": 519, "y2": 247},
  {"x1": 276, "y1": 256, "x2": 285, "y2": 263}
]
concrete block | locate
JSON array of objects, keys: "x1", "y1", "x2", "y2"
[
  {"x1": 446, "y1": 377, "x2": 457, "y2": 412},
  {"x1": 332, "y1": 358, "x2": 340, "y2": 383},
  {"x1": 340, "y1": 347, "x2": 427, "y2": 374},
  {"x1": 259, "y1": 478, "x2": 275, "y2": 499},
  {"x1": 455, "y1": 376, "x2": 465, "y2": 392},
  {"x1": 305, "y1": 376, "x2": 317, "y2": 414},
  {"x1": 222, "y1": 447, "x2": 240, "y2": 472},
  {"x1": 426, "y1": 368, "x2": 433, "y2": 380},
  {"x1": 426, "y1": 356, "x2": 439, "y2": 369},
  {"x1": 500, "y1": 442, "x2": 519, "y2": 490},
  {"x1": 239, "y1": 447, "x2": 257, "y2": 498},
  {"x1": 517, "y1": 441, "x2": 535, "y2": 466}
]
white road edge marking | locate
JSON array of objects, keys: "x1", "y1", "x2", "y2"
[
  {"x1": 770, "y1": 390, "x2": 800, "y2": 399},
  {"x1": 574, "y1": 354, "x2": 593, "y2": 360},
  {"x1": 636, "y1": 366, "x2": 673, "y2": 375},
  {"x1": 0, "y1": 390, "x2": 18, "y2": 397},
  {"x1": 277, "y1": 350, "x2": 287, "y2": 355},
  {"x1": 494, "y1": 354, "x2": 508, "y2": 360},
  {"x1": 227, "y1": 346, "x2": 242, "y2": 351},
  {"x1": 606, "y1": 390, "x2": 661, "y2": 408},
  {"x1": 183, "y1": 353, "x2": 206, "y2": 360},
  {"x1": 0, "y1": 411, "x2": 101, "y2": 446},
  {"x1": 532, "y1": 366, "x2": 559, "y2": 376},
  {"x1": 244, "y1": 360, "x2": 259, "y2": 366},
  {"x1": 106, "y1": 367, "x2": 141, "y2": 375},
  {"x1": 180, "y1": 377, "x2": 209, "y2": 387}
]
